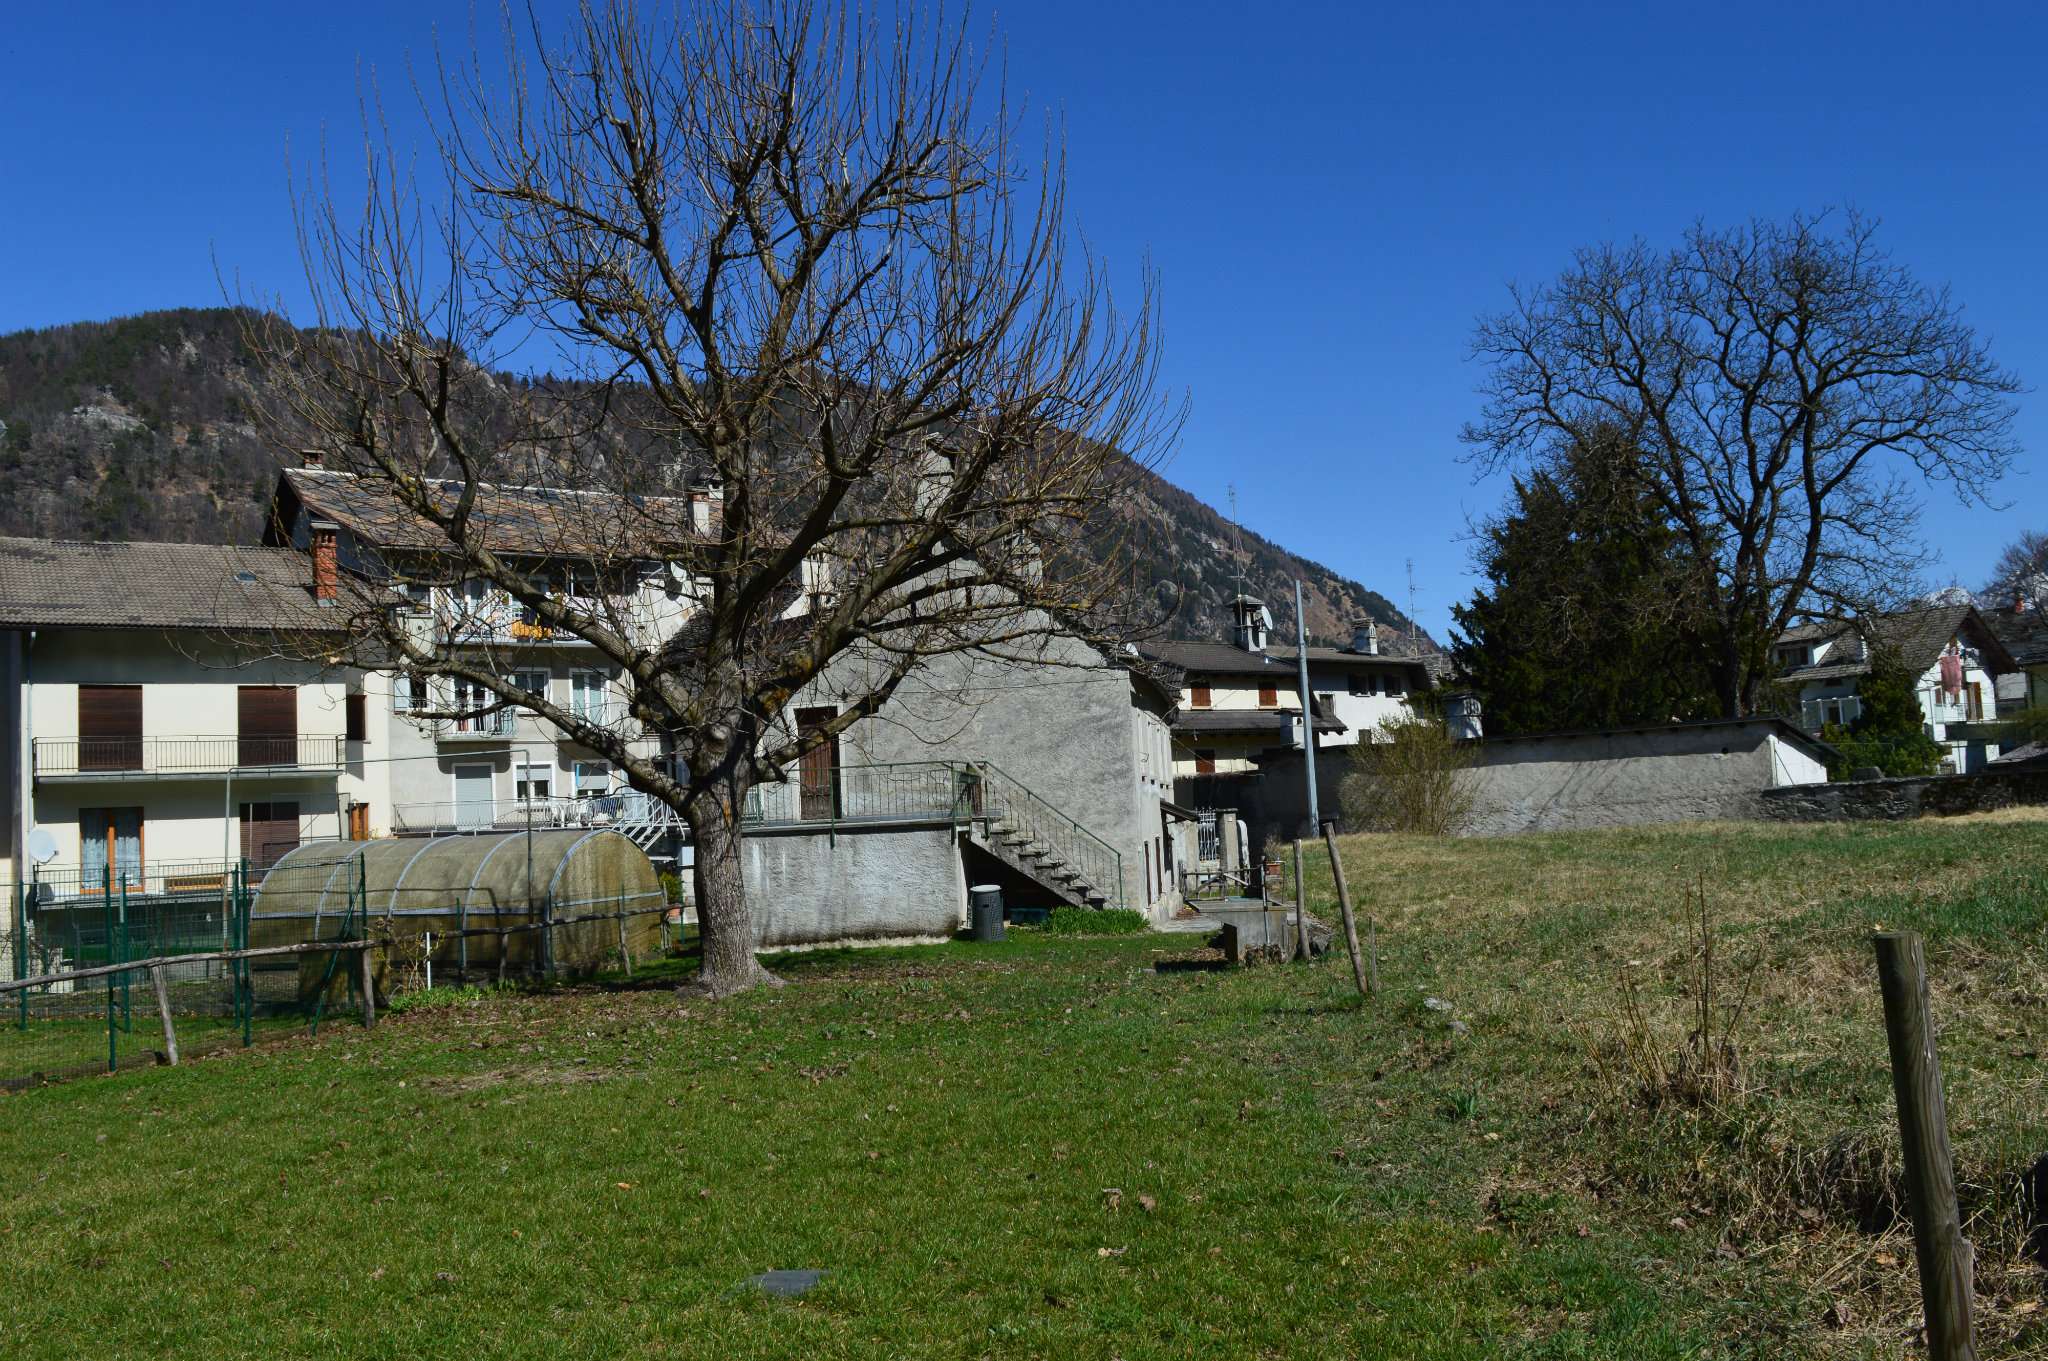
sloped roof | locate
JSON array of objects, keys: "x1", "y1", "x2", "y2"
[
  {"x1": 272, "y1": 467, "x2": 698, "y2": 557},
  {"x1": 0, "y1": 537, "x2": 345, "y2": 632},
  {"x1": 1777, "y1": 605, "x2": 2016, "y2": 683},
  {"x1": 1983, "y1": 604, "x2": 2048, "y2": 668},
  {"x1": 1173, "y1": 707, "x2": 1345, "y2": 737},
  {"x1": 1143, "y1": 638, "x2": 1431, "y2": 677}
]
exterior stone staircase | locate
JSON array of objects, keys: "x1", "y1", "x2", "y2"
[{"x1": 962, "y1": 761, "x2": 1121, "y2": 909}]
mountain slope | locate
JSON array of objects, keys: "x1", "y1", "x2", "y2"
[{"x1": 0, "y1": 308, "x2": 1431, "y2": 650}]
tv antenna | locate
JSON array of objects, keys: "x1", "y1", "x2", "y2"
[
  {"x1": 1226, "y1": 484, "x2": 1246, "y2": 597},
  {"x1": 1406, "y1": 558, "x2": 1419, "y2": 648}
]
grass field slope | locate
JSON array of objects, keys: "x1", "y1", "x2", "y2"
[{"x1": 4, "y1": 814, "x2": 2045, "y2": 1359}]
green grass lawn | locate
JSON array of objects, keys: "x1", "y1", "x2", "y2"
[{"x1": 3, "y1": 814, "x2": 2046, "y2": 1358}]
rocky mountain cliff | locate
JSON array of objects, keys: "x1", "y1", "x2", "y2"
[{"x1": 0, "y1": 309, "x2": 1431, "y2": 650}]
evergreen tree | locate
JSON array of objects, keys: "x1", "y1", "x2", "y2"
[
  {"x1": 1822, "y1": 643, "x2": 1943, "y2": 778},
  {"x1": 1449, "y1": 426, "x2": 1719, "y2": 736}
]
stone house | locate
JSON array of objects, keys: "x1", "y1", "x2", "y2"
[
  {"x1": 263, "y1": 462, "x2": 1182, "y2": 939},
  {"x1": 1142, "y1": 595, "x2": 1430, "y2": 860},
  {"x1": 1774, "y1": 605, "x2": 2019, "y2": 772}
]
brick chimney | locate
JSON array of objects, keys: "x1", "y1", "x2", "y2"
[{"x1": 311, "y1": 521, "x2": 339, "y2": 604}]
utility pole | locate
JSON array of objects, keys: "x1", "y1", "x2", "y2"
[{"x1": 1293, "y1": 579, "x2": 1319, "y2": 830}]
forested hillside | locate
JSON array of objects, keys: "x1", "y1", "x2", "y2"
[{"x1": 0, "y1": 309, "x2": 1430, "y2": 649}]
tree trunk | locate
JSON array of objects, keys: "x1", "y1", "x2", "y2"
[{"x1": 679, "y1": 768, "x2": 781, "y2": 999}]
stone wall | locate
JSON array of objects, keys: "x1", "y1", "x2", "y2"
[{"x1": 1759, "y1": 764, "x2": 2048, "y2": 822}]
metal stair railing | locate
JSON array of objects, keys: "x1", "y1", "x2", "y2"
[{"x1": 969, "y1": 760, "x2": 1125, "y2": 908}]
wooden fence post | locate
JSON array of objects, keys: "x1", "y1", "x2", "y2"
[
  {"x1": 358, "y1": 944, "x2": 377, "y2": 1029},
  {"x1": 1291, "y1": 840, "x2": 1308, "y2": 961},
  {"x1": 1320, "y1": 822, "x2": 1370, "y2": 997},
  {"x1": 149, "y1": 965, "x2": 179, "y2": 1066},
  {"x1": 1872, "y1": 931, "x2": 1975, "y2": 1361}
]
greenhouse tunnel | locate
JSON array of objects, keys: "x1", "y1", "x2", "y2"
[{"x1": 252, "y1": 829, "x2": 667, "y2": 982}]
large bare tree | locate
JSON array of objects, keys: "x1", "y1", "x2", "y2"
[
  {"x1": 243, "y1": 0, "x2": 1174, "y2": 996},
  {"x1": 1463, "y1": 212, "x2": 2021, "y2": 716},
  {"x1": 1983, "y1": 530, "x2": 2048, "y2": 605}
]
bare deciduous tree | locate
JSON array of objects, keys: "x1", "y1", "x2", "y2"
[
  {"x1": 1983, "y1": 530, "x2": 2048, "y2": 606},
  {"x1": 242, "y1": 0, "x2": 1175, "y2": 997},
  {"x1": 1463, "y1": 211, "x2": 2021, "y2": 716}
]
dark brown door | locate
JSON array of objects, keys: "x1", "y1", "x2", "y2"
[
  {"x1": 238, "y1": 686, "x2": 297, "y2": 766},
  {"x1": 347, "y1": 803, "x2": 370, "y2": 840},
  {"x1": 240, "y1": 801, "x2": 301, "y2": 868},
  {"x1": 797, "y1": 707, "x2": 839, "y2": 820},
  {"x1": 78, "y1": 685, "x2": 142, "y2": 771}
]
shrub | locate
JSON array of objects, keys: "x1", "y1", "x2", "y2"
[
  {"x1": 1339, "y1": 712, "x2": 1476, "y2": 835},
  {"x1": 1043, "y1": 906, "x2": 1148, "y2": 936}
]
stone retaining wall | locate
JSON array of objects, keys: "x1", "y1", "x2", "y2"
[{"x1": 1759, "y1": 764, "x2": 2048, "y2": 822}]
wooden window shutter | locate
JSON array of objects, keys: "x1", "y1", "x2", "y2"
[
  {"x1": 238, "y1": 686, "x2": 298, "y2": 766},
  {"x1": 345, "y1": 693, "x2": 367, "y2": 742},
  {"x1": 1190, "y1": 684, "x2": 1211, "y2": 709},
  {"x1": 1258, "y1": 684, "x2": 1278, "y2": 707},
  {"x1": 78, "y1": 685, "x2": 142, "y2": 771}
]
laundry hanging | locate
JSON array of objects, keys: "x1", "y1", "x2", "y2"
[{"x1": 1938, "y1": 648, "x2": 1964, "y2": 700}]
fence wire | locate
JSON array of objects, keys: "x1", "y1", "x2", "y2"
[{"x1": 4, "y1": 847, "x2": 678, "y2": 1091}]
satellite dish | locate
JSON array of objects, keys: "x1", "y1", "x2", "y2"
[
  {"x1": 26, "y1": 827, "x2": 59, "y2": 866},
  {"x1": 1258, "y1": 605, "x2": 1273, "y2": 631}
]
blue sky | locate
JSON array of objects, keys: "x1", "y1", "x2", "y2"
[{"x1": 3, "y1": 2, "x2": 2043, "y2": 639}]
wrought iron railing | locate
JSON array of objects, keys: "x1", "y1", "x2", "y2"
[
  {"x1": 741, "y1": 760, "x2": 1125, "y2": 907},
  {"x1": 970, "y1": 761, "x2": 1125, "y2": 908},
  {"x1": 390, "y1": 791, "x2": 681, "y2": 837},
  {"x1": 32, "y1": 735, "x2": 348, "y2": 777}
]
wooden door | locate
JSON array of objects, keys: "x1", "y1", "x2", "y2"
[
  {"x1": 239, "y1": 801, "x2": 301, "y2": 868},
  {"x1": 78, "y1": 684, "x2": 142, "y2": 771},
  {"x1": 347, "y1": 803, "x2": 370, "y2": 841},
  {"x1": 238, "y1": 686, "x2": 297, "y2": 767},
  {"x1": 797, "y1": 707, "x2": 839, "y2": 820}
]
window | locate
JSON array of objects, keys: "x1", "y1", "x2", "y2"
[
  {"x1": 512, "y1": 670, "x2": 549, "y2": 713},
  {"x1": 1967, "y1": 682, "x2": 1984, "y2": 722},
  {"x1": 239, "y1": 801, "x2": 301, "y2": 868},
  {"x1": 1257, "y1": 685, "x2": 1278, "y2": 708},
  {"x1": 78, "y1": 684, "x2": 143, "y2": 771},
  {"x1": 80, "y1": 807, "x2": 143, "y2": 889},
  {"x1": 1194, "y1": 749, "x2": 1217, "y2": 775},
  {"x1": 1776, "y1": 644, "x2": 1811, "y2": 670},
  {"x1": 515, "y1": 758, "x2": 552, "y2": 802},
  {"x1": 571, "y1": 671, "x2": 609, "y2": 722},
  {"x1": 392, "y1": 672, "x2": 420, "y2": 713},
  {"x1": 1189, "y1": 684, "x2": 1212, "y2": 709},
  {"x1": 574, "y1": 761, "x2": 613, "y2": 797},
  {"x1": 345, "y1": 693, "x2": 367, "y2": 743},
  {"x1": 452, "y1": 678, "x2": 505, "y2": 734},
  {"x1": 237, "y1": 685, "x2": 297, "y2": 766}
]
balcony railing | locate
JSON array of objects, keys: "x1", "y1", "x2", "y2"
[
  {"x1": 32, "y1": 735, "x2": 348, "y2": 778},
  {"x1": 390, "y1": 792, "x2": 673, "y2": 835}
]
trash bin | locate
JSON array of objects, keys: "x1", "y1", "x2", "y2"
[{"x1": 969, "y1": 884, "x2": 1004, "y2": 942}]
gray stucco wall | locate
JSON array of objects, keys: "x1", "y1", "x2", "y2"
[
  {"x1": 1760, "y1": 765, "x2": 2048, "y2": 821},
  {"x1": 799, "y1": 629, "x2": 1170, "y2": 914},
  {"x1": 1463, "y1": 726, "x2": 1789, "y2": 836},
  {"x1": 743, "y1": 821, "x2": 966, "y2": 947}
]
